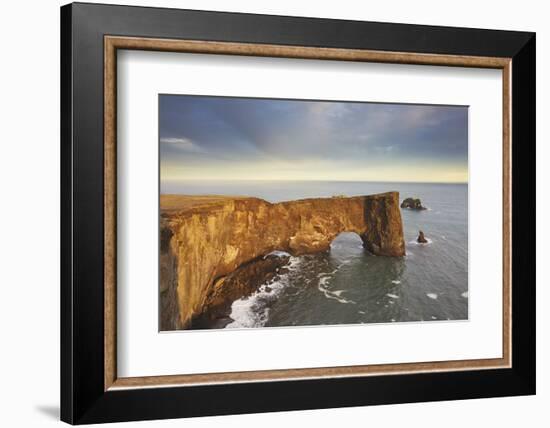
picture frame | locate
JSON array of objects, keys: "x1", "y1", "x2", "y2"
[{"x1": 60, "y1": 2, "x2": 535, "y2": 424}]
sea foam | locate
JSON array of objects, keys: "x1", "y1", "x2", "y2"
[
  {"x1": 225, "y1": 256, "x2": 301, "y2": 329},
  {"x1": 318, "y1": 276, "x2": 355, "y2": 304},
  {"x1": 408, "y1": 238, "x2": 433, "y2": 245}
]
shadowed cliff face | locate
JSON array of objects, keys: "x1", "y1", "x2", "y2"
[{"x1": 160, "y1": 192, "x2": 405, "y2": 330}]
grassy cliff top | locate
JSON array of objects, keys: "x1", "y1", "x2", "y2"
[{"x1": 160, "y1": 194, "x2": 251, "y2": 212}]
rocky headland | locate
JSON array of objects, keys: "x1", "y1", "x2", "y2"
[{"x1": 160, "y1": 192, "x2": 406, "y2": 330}]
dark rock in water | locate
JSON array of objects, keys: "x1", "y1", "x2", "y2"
[
  {"x1": 417, "y1": 230, "x2": 428, "y2": 243},
  {"x1": 191, "y1": 254, "x2": 290, "y2": 329},
  {"x1": 401, "y1": 197, "x2": 427, "y2": 210}
]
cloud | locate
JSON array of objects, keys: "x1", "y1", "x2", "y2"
[
  {"x1": 159, "y1": 95, "x2": 468, "y2": 182},
  {"x1": 160, "y1": 137, "x2": 206, "y2": 153}
]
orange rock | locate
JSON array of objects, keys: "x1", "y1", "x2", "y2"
[{"x1": 160, "y1": 192, "x2": 406, "y2": 329}]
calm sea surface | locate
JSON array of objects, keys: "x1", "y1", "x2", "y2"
[{"x1": 162, "y1": 180, "x2": 468, "y2": 328}]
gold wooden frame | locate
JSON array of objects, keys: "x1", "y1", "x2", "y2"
[{"x1": 104, "y1": 36, "x2": 512, "y2": 391}]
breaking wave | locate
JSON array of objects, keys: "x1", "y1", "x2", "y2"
[{"x1": 225, "y1": 256, "x2": 301, "y2": 329}]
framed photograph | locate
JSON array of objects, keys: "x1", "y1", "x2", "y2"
[{"x1": 61, "y1": 2, "x2": 535, "y2": 424}]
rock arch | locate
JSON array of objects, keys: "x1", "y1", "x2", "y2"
[{"x1": 160, "y1": 192, "x2": 405, "y2": 329}]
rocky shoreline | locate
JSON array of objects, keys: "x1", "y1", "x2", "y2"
[{"x1": 191, "y1": 254, "x2": 291, "y2": 329}]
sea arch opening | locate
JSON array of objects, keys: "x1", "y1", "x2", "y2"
[{"x1": 329, "y1": 231, "x2": 367, "y2": 256}]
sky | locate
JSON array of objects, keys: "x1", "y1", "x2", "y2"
[{"x1": 159, "y1": 95, "x2": 468, "y2": 183}]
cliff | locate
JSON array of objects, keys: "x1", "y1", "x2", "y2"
[{"x1": 160, "y1": 192, "x2": 406, "y2": 330}]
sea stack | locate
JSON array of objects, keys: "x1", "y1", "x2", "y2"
[
  {"x1": 401, "y1": 197, "x2": 427, "y2": 210},
  {"x1": 417, "y1": 230, "x2": 428, "y2": 243}
]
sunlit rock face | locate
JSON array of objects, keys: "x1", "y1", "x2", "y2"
[{"x1": 160, "y1": 192, "x2": 406, "y2": 330}]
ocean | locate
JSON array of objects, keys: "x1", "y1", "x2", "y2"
[{"x1": 162, "y1": 180, "x2": 469, "y2": 328}]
